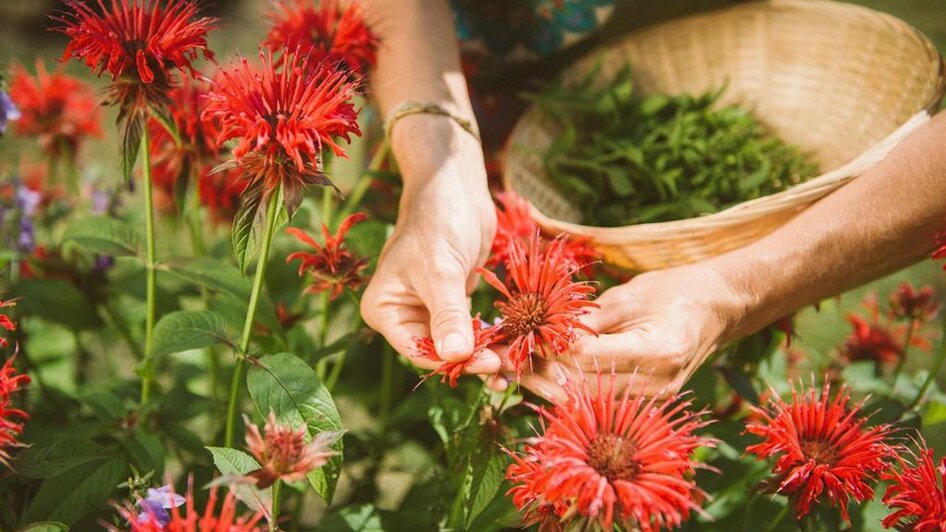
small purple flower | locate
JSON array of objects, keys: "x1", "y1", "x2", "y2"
[
  {"x1": 18, "y1": 218, "x2": 35, "y2": 253},
  {"x1": 0, "y1": 91, "x2": 19, "y2": 136},
  {"x1": 135, "y1": 485, "x2": 186, "y2": 527},
  {"x1": 16, "y1": 185, "x2": 40, "y2": 217},
  {"x1": 91, "y1": 190, "x2": 110, "y2": 214}
]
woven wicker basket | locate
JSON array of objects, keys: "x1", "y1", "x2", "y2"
[{"x1": 502, "y1": 0, "x2": 946, "y2": 272}]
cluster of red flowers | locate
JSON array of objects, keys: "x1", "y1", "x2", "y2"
[
  {"x1": 148, "y1": 77, "x2": 245, "y2": 221},
  {"x1": 414, "y1": 315, "x2": 501, "y2": 387},
  {"x1": 243, "y1": 412, "x2": 340, "y2": 489},
  {"x1": 882, "y1": 443, "x2": 946, "y2": 531},
  {"x1": 55, "y1": 0, "x2": 217, "y2": 119},
  {"x1": 745, "y1": 380, "x2": 896, "y2": 523},
  {"x1": 286, "y1": 212, "x2": 371, "y2": 301},
  {"x1": 202, "y1": 49, "x2": 362, "y2": 214},
  {"x1": 0, "y1": 298, "x2": 29, "y2": 468},
  {"x1": 8, "y1": 60, "x2": 102, "y2": 157},
  {"x1": 840, "y1": 286, "x2": 936, "y2": 372},
  {"x1": 505, "y1": 374, "x2": 713, "y2": 531},
  {"x1": 265, "y1": 0, "x2": 379, "y2": 75}
]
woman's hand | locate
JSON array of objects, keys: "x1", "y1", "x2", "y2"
[
  {"x1": 513, "y1": 264, "x2": 745, "y2": 402},
  {"x1": 360, "y1": 117, "x2": 500, "y2": 374}
]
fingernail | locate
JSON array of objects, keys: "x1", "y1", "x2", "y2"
[{"x1": 438, "y1": 332, "x2": 468, "y2": 356}]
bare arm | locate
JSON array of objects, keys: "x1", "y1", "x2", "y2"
[
  {"x1": 713, "y1": 111, "x2": 946, "y2": 342},
  {"x1": 356, "y1": 0, "x2": 500, "y2": 372}
]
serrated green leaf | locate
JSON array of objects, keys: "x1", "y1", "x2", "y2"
[
  {"x1": 205, "y1": 447, "x2": 272, "y2": 516},
  {"x1": 76, "y1": 388, "x2": 128, "y2": 421},
  {"x1": 466, "y1": 452, "x2": 506, "y2": 527},
  {"x1": 149, "y1": 310, "x2": 232, "y2": 358},
  {"x1": 247, "y1": 353, "x2": 343, "y2": 503},
  {"x1": 13, "y1": 436, "x2": 111, "y2": 479},
  {"x1": 233, "y1": 187, "x2": 289, "y2": 274},
  {"x1": 23, "y1": 458, "x2": 126, "y2": 526},
  {"x1": 121, "y1": 115, "x2": 144, "y2": 182},
  {"x1": 62, "y1": 216, "x2": 144, "y2": 258}
]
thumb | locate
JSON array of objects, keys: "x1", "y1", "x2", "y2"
[{"x1": 418, "y1": 276, "x2": 474, "y2": 363}]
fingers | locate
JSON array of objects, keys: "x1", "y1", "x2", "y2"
[
  {"x1": 579, "y1": 285, "x2": 632, "y2": 333},
  {"x1": 415, "y1": 264, "x2": 475, "y2": 363}
]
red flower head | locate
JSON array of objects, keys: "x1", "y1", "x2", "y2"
[
  {"x1": 0, "y1": 354, "x2": 30, "y2": 468},
  {"x1": 478, "y1": 233, "x2": 597, "y2": 374},
  {"x1": 504, "y1": 373, "x2": 713, "y2": 531},
  {"x1": 111, "y1": 479, "x2": 265, "y2": 532},
  {"x1": 744, "y1": 380, "x2": 896, "y2": 522},
  {"x1": 489, "y1": 192, "x2": 599, "y2": 272},
  {"x1": 148, "y1": 76, "x2": 246, "y2": 220},
  {"x1": 889, "y1": 283, "x2": 940, "y2": 323},
  {"x1": 244, "y1": 412, "x2": 341, "y2": 489},
  {"x1": 286, "y1": 212, "x2": 370, "y2": 301},
  {"x1": 265, "y1": 0, "x2": 378, "y2": 75},
  {"x1": 0, "y1": 298, "x2": 16, "y2": 349},
  {"x1": 54, "y1": 0, "x2": 217, "y2": 117},
  {"x1": 413, "y1": 315, "x2": 501, "y2": 387},
  {"x1": 882, "y1": 441, "x2": 946, "y2": 532},
  {"x1": 9, "y1": 59, "x2": 103, "y2": 156},
  {"x1": 841, "y1": 293, "x2": 930, "y2": 372},
  {"x1": 203, "y1": 49, "x2": 362, "y2": 213}
]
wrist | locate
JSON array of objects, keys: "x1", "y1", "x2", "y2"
[{"x1": 681, "y1": 261, "x2": 755, "y2": 346}]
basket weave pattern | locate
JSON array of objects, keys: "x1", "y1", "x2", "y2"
[{"x1": 502, "y1": 0, "x2": 946, "y2": 271}]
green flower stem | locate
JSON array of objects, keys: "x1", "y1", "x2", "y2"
[
  {"x1": 325, "y1": 313, "x2": 363, "y2": 392},
  {"x1": 224, "y1": 187, "x2": 281, "y2": 447},
  {"x1": 337, "y1": 140, "x2": 389, "y2": 222},
  {"x1": 270, "y1": 480, "x2": 282, "y2": 532},
  {"x1": 140, "y1": 126, "x2": 158, "y2": 405},
  {"x1": 909, "y1": 310, "x2": 946, "y2": 410},
  {"x1": 315, "y1": 186, "x2": 335, "y2": 379},
  {"x1": 892, "y1": 317, "x2": 916, "y2": 388},
  {"x1": 185, "y1": 180, "x2": 221, "y2": 406},
  {"x1": 378, "y1": 343, "x2": 395, "y2": 420}
]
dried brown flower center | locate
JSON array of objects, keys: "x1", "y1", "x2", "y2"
[
  {"x1": 799, "y1": 438, "x2": 839, "y2": 464},
  {"x1": 502, "y1": 292, "x2": 548, "y2": 338},
  {"x1": 586, "y1": 433, "x2": 642, "y2": 481}
]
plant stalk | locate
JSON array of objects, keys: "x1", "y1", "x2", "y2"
[
  {"x1": 909, "y1": 310, "x2": 946, "y2": 410},
  {"x1": 892, "y1": 317, "x2": 916, "y2": 388},
  {"x1": 224, "y1": 188, "x2": 281, "y2": 447},
  {"x1": 337, "y1": 140, "x2": 389, "y2": 222},
  {"x1": 140, "y1": 127, "x2": 158, "y2": 404},
  {"x1": 270, "y1": 480, "x2": 282, "y2": 532}
]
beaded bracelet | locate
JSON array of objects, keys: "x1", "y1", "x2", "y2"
[{"x1": 383, "y1": 101, "x2": 481, "y2": 143}]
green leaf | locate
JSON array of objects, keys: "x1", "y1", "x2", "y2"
[
  {"x1": 466, "y1": 452, "x2": 507, "y2": 527},
  {"x1": 163, "y1": 257, "x2": 281, "y2": 332},
  {"x1": 62, "y1": 216, "x2": 144, "y2": 258},
  {"x1": 205, "y1": 447, "x2": 272, "y2": 516},
  {"x1": 121, "y1": 114, "x2": 144, "y2": 182},
  {"x1": 76, "y1": 388, "x2": 128, "y2": 421},
  {"x1": 21, "y1": 523, "x2": 70, "y2": 532},
  {"x1": 123, "y1": 429, "x2": 165, "y2": 477},
  {"x1": 23, "y1": 458, "x2": 126, "y2": 526},
  {"x1": 10, "y1": 280, "x2": 102, "y2": 331},
  {"x1": 247, "y1": 353, "x2": 344, "y2": 503},
  {"x1": 13, "y1": 436, "x2": 111, "y2": 479},
  {"x1": 232, "y1": 187, "x2": 289, "y2": 274},
  {"x1": 149, "y1": 310, "x2": 232, "y2": 358}
]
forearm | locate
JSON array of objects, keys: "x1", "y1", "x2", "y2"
[
  {"x1": 360, "y1": 0, "x2": 484, "y2": 196},
  {"x1": 708, "y1": 112, "x2": 946, "y2": 342}
]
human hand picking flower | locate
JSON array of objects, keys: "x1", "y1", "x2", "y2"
[{"x1": 511, "y1": 264, "x2": 743, "y2": 402}]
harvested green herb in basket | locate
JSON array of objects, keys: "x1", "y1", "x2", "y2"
[{"x1": 527, "y1": 66, "x2": 818, "y2": 226}]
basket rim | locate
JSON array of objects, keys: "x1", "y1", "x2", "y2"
[{"x1": 501, "y1": 0, "x2": 946, "y2": 243}]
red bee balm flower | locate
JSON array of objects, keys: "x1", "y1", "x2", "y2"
[
  {"x1": 889, "y1": 283, "x2": 940, "y2": 322},
  {"x1": 882, "y1": 443, "x2": 946, "y2": 531},
  {"x1": 0, "y1": 355, "x2": 30, "y2": 467},
  {"x1": 479, "y1": 233, "x2": 597, "y2": 374},
  {"x1": 111, "y1": 481, "x2": 265, "y2": 532},
  {"x1": 148, "y1": 77, "x2": 245, "y2": 220},
  {"x1": 0, "y1": 298, "x2": 16, "y2": 349},
  {"x1": 203, "y1": 50, "x2": 361, "y2": 213},
  {"x1": 745, "y1": 381, "x2": 896, "y2": 522},
  {"x1": 244, "y1": 412, "x2": 340, "y2": 489},
  {"x1": 54, "y1": 0, "x2": 216, "y2": 116},
  {"x1": 489, "y1": 192, "x2": 599, "y2": 271},
  {"x1": 505, "y1": 374, "x2": 713, "y2": 531},
  {"x1": 9, "y1": 60, "x2": 103, "y2": 156},
  {"x1": 414, "y1": 316, "x2": 501, "y2": 387},
  {"x1": 265, "y1": 0, "x2": 378, "y2": 75},
  {"x1": 286, "y1": 213, "x2": 370, "y2": 301}
]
